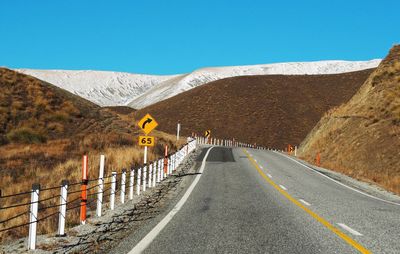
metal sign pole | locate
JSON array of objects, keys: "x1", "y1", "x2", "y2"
[{"x1": 143, "y1": 146, "x2": 148, "y2": 192}]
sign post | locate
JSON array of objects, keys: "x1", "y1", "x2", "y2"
[
  {"x1": 204, "y1": 130, "x2": 211, "y2": 144},
  {"x1": 137, "y1": 114, "x2": 158, "y2": 192}
]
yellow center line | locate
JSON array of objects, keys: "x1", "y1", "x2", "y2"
[{"x1": 242, "y1": 149, "x2": 371, "y2": 254}]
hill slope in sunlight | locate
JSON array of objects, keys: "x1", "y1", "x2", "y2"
[
  {"x1": 135, "y1": 69, "x2": 374, "y2": 149},
  {"x1": 299, "y1": 45, "x2": 400, "y2": 194}
]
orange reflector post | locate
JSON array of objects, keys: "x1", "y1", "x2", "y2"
[
  {"x1": 315, "y1": 152, "x2": 321, "y2": 167},
  {"x1": 80, "y1": 155, "x2": 88, "y2": 225},
  {"x1": 164, "y1": 145, "x2": 168, "y2": 173}
]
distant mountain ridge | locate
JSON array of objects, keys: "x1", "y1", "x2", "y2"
[
  {"x1": 16, "y1": 59, "x2": 381, "y2": 108},
  {"x1": 16, "y1": 69, "x2": 178, "y2": 107}
]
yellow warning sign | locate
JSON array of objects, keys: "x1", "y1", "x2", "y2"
[
  {"x1": 138, "y1": 114, "x2": 158, "y2": 135},
  {"x1": 138, "y1": 136, "x2": 155, "y2": 147},
  {"x1": 204, "y1": 130, "x2": 211, "y2": 138}
]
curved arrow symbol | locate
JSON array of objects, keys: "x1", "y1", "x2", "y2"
[{"x1": 142, "y1": 118, "x2": 153, "y2": 129}]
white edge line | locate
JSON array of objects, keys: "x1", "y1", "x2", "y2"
[
  {"x1": 128, "y1": 147, "x2": 214, "y2": 254},
  {"x1": 337, "y1": 223, "x2": 363, "y2": 236},
  {"x1": 279, "y1": 184, "x2": 287, "y2": 191},
  {"x1": 299, "y1": 199, "x2": 311, "y2": 206},
  {"x1": 273, "y1": 151, "x2": 400, "y2": 207},
  {"x1": 267, "y1": 174, "x2": 272, "y2": 178}
]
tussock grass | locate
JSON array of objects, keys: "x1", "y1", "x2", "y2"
[
  {"x1": 6, "y1": 127, "x2": 47, "y2": 144},
  {"x1": 0, "y1": 135, "x2": 185, "y2": 243},
  {"x1": 0, "y1": 68, "x2": 187, "y2": 242},
  {"x1": 299, "y1": 45, "x2": 400, "y2": 195}
]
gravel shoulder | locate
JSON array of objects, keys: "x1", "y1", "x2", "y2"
[{"x1": 0, "y1": 147, "x2": 203, "y2": 254}]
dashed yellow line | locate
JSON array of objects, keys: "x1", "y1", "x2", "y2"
[{"x1": 242, "y1": 149, "x2": 371, "y2": 254}]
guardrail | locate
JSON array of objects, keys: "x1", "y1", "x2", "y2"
[
  {"x1": 196, "y1": 136, "x2": 267, "y2": 149},
  {"x1": 0, "y1": 140, "x2": 197, "y2": 250}
]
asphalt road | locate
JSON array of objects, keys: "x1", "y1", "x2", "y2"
[{"x1": 115, "y1": 146, "x2": 400, "y2": 254}]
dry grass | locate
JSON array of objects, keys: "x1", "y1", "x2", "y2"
[
  {"x1": 0, "y1": 134, "x2": 185, "y2": 243},
  {"x1": 135, "y1": 69, "x2": 373, "y2": 149},
  {"x1": 299, "y1": 45, "x2": 400, "y2": 195},
  {"x1": 0, "y1": 68, "x2": 187, "y2": 242}
]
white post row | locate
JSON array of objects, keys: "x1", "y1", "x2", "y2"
[
  {"x1": 121, "y1": 169, "x2": 126, "y2": 204},
  {"x1": 57, "y1": 180, "x2": 68, "y2": 237},
  {"x1": 129, "y1": 168, "x2": 134, "y2": 200},
  {"x1": 110, "y1": 172, "x2": 116, "y2": 210},
  {"x1": 97, "y1": 155, "x2": 105, "y2": 217},
  {"x1": 28, "y1": 183, "x2": 40, "y2": 250},
  {"x1": 25, "y1": 143, "x2": 205, "y2": 252}
]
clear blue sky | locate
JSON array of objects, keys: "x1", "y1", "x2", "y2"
[{"x1": 1, "y1": 0, "x2": 399, "y2": 75}]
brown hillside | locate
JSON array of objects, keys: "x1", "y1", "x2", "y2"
[
  {"x1": 299, "y1": 45, "x2": 400, "y2": 194},
  {"x1": 136, "y1": 69, "x2": 374, "y2": 149},
  {"x1": 0, "y1": 68, "x2": 182, "y2": 241}
]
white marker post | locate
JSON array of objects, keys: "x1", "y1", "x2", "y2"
[
  {"x1": 137, "y1": 168, "x2": 141, "y2": 195},
  {"x1": 97, "y1": 155, "x2": 105, "y2": 217},
  {"x1": 177, "y1": 122, "x2": 181, "y2": 141},
  {"x1": 167, "y1": 157, "x2": 171, "y2": 175},
  {"x1": 148, "y1": 163, "x2": 152, "y2": 188},
  {"x1": 57, "y1": 180, "x2": 68, "y2": 237},
  {"x1": 121, "y1": 169, "x2": 126, "y2": 204},
  {"x1": 152, "y1": 161, "x2": 156, "y2": 187},
  {"x1": 172, "y1": 154, "x2": 175, "y2": 172},
  {"x1": 156, "y1": 160, "x2": 161, "y2": 183},
  {"x1": 159, "y1": 159, "x2": 164, "y2": 181},
  {"x1": 110, "y1": 172, "x2": 116, "y2": 210},
  {"x1": 28, "y1": 184, "x2": 40, "y2": 250},
  {"x1": 129, "y1": 168, "x2": 134, "y2": 200}
]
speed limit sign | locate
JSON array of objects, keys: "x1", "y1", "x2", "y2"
[{"x1": 139, "y1": 136, "x2": 155, "y2": 147}]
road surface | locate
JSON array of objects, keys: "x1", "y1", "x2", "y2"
[{"x1": 112, "y1": 146, "x2": 400, "y2": 254}]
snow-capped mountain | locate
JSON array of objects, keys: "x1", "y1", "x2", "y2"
[
  {"x1": 16, "y1": 69, "x2": 178, "y2": 106},
  {"x1": 127, "y1": 60, "x2": 381, "y2": 109},
  {"x1": 16, "y1": 59, "x2": 380, "y2": 109}
]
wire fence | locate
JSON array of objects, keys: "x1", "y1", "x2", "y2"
[{"x1": 0, "y1": 140, "x2": 201, "y2": 251}]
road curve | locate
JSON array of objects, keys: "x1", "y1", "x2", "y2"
[{"x1": 113, "y1": 147, "x2": 400, "y2": 254}]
